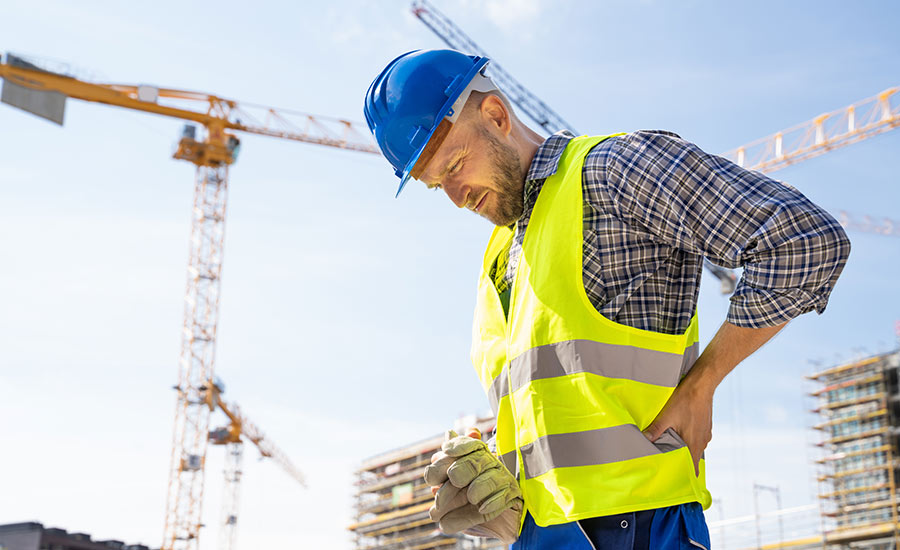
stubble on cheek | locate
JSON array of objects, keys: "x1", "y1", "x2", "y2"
[{"x1": 482, "y1": 131, "x2": 525, "y2": 227}]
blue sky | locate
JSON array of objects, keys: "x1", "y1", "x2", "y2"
[{"x1": 1, "y1": 1, "x2": 899, "y2": 548}]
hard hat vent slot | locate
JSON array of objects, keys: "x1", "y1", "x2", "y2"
[
  {"x1": 407, "y1": 125, "x2": 428, "y2": 148},
  {"x1": 444, "y1": 75, "x2": 463, "y2": 97}
]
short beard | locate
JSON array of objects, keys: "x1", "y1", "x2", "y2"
[{"x1": 480, "y1": 128, "x2": 525, "y2": 226}]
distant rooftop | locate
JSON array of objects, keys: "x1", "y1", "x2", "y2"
[{"x1": 0, "y1": 522, "x2": 155, "y2": 550}]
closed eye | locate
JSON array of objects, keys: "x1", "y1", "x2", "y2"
[{"x1": 427, "y1": 153, "x2": 464, "y2": 191}]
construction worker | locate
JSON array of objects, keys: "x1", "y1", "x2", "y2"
[{"x1": 363, "y1": 49, "x2": 850, "y2": 549}]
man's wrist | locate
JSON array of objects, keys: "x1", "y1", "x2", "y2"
[{"x1": 680, "y1": 367, "x2": 717, "y2": 400}]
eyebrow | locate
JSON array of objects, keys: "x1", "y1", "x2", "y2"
[{"x1": 435, "y1": 150, "x2": 464, "y2": 183}]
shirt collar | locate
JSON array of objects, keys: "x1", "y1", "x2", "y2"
[
  {"x1": 523, "y1": 130, "x2": 576, "y2": 201},
  {"x1": 525, "y1": 130, "x2": 576, "y2": 181}
]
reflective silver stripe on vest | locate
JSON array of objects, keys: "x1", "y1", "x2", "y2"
[
  {"x1": 486, "y1": 340, "x2": 696, "y2": 412},
  {"x1": 510, "y1": 339, "x2": 686, "y2": 394},
  {"x1": 519, "y1": 425, "x2": 687, "y2": 480},
  {"x1": 499, "y1": 450, "x2": 518, "y2": 479},
  {"x1": 680, "y1": 341, "x2": 700, "y2": 379},
  {"x1": 487, "y1": 364, "x2": 509, "y2": 415}
]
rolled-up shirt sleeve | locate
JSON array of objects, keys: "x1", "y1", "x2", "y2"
[{"x1": 602, "y1": 130, "x2": 851, "y2": 328}]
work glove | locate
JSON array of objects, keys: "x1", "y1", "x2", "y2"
[{"x1": 425, "y1": 429, "x2": 523, "y2": 544}]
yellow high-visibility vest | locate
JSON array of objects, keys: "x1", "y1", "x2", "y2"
[{"x1": 470, "y1": 135, "x2": 711, "y2": 528}]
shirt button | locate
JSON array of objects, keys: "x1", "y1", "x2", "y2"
[{"x1": 620, "y1": 519, "x2": 628, "y2": 529}]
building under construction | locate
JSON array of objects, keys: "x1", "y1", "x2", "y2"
[
  {"x1": 349, "y1": 416, "x2": 504, "y2": 550},
  {"x1": 810, "y1": 349, "x2": 900, "y2": 548}
]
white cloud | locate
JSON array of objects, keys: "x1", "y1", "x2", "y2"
[
  {"x1": 483, "y1": 0, "x2": 543, "y2": 31},
  {"x1": 452, "y1": 0, "x2": 546, "y2": 38}
]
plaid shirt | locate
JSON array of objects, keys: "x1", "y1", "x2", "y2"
[{"x1": 491, "y1": 130, "x2": 851, "y2": 335}]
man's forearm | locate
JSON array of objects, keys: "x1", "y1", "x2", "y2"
[
  {"x1": 683, "y1": 320, "x2": 787, "y2": 397},
  {"x1": 643, "y1": 319, "x2": 788, "y2": 474}
]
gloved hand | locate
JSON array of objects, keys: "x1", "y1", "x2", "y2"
[
  {"x1": 461, "y1": 502, "x2": 523, "y2": 544},
  {"x1": 423, "y1": 429, "x2": 491, "y2": 487},
  {"x1": 425, "y1": 429, "x2": 523, "y2": 544}
]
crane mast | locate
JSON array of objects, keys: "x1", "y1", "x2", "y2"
[
  {"x1": 163, "y1": 158, "x2": 231, "y2": 550},
  {"x1": 218, "y1": 441, "x2": 243, "y2": 550}
]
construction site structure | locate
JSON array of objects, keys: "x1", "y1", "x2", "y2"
[
  {"x1": 809, "y1": 349, "x2": 900, "y2": 548},
  {"x1": 349, "y1": 416, "x2": 505, "y2": 550}
]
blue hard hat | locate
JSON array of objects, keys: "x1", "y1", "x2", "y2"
[{"x1": 364, "y1": 49, "x2": 490, "y2": 196}]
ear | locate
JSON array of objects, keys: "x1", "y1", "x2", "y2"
[{"x1": 479, "y1": 94, "x2": 512, "y2": 137}]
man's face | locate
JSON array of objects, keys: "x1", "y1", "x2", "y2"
[{"x1": 418, "y1": 120, "x2": 525, "y2": 227}]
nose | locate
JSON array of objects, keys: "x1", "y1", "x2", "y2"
[{"x1": 443, "y1": 180, "x2": 472, "y2": 209}]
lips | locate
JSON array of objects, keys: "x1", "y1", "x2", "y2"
[{"x1": 474, "y1": 193, "x2": 488, "y2": 213}]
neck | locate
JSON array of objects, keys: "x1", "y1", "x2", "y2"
[{"x1": 511, "y1": 122, "x2": 547, "y2": 178}]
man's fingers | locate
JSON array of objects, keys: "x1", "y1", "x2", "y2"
[
  {"x1": 438, "y1": 503, "x2": 503, "y2": 534},
  {"x1": 642, "y1": 420, "x2": 666, "y2": 443},
  {"x1": 435, "y1": 481, "x2": 465, "y2": 512},
  {"x1": 442, "y1": 435, "x2": 487, "y2": 458},
  {"x1": 690, "y1": 444, "x2": 703, "y2": 477},
  {"x1": 465, "y1": 469, "x2": 515, "y2": 509},
  {"x1": 474, "y1": 485, "x2": 519, "y2": 516},
  {"x1": 430, "y1": 482, "x2": 468, "y2": 522},
  {"x1": 430, "y1": 450, "x2": 448, "y2": 465},
  {"x1": 424, "y1": 452, "x2": 455, "y2": 485},
  {"x1": 437, "y1": 503, "x2": 483, "y2": 534},
  {"x1": 447, "y1": 450, "x2": 500, "y2": 487}
]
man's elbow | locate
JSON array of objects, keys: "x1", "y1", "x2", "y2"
[
  {"x1": 825, "y1": 217, "x2": 852, "y2": 268},
  {"x1": 808, "y1": 214, "x2": 851, "y2": 295}
]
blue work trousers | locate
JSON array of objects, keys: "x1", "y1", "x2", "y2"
[{"x1": 510, "y1": 502, "x2": 710, "y2": 550}]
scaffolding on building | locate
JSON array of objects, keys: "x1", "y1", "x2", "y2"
[
  {"x1": 809, "y1": 350, "x2": 900, "y2": 549},
  {"x1": 348, "y1": 416, "x2": 505, "y2": 550}
]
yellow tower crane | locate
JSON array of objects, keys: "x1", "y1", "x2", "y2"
[
  {"x1": 720, "y1": 86, "x2": 900, "y2": 242},
  {"x1": 0, "y1": 52, "x2": 379, "y2": 550},
  {"x1": 722, "y1": 87, "x2": 900, "y2": 174},
  {"x1": 204, "y1": 378, "x2": 306, "y2": 550}
]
